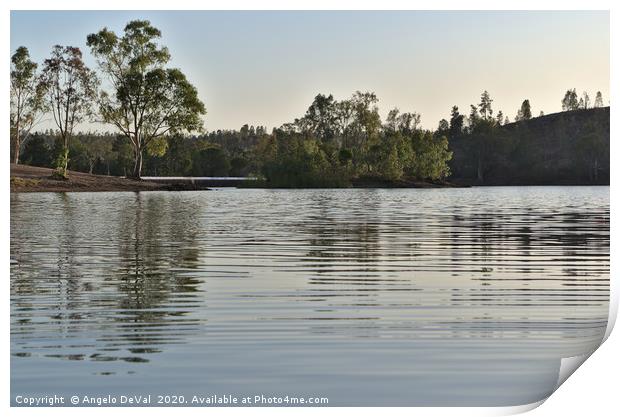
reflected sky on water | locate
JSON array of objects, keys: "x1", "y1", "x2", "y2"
[{"x1": 10, "y1": 187, "x2": 609, "y2": 406}]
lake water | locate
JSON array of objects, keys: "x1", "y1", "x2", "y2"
[{"x1": 10, "y1": 187, "x2": 610, "y2": 406}]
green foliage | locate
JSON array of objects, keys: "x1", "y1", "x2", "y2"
[
  {"x1": 409, "y1": 131, "x2": 452, "y2": 180},
  {"x1": 230, "y1": 157, "x2": 249, "y2": 177},
  {"x1": 10, "y1": 46, "x2": 45, "y2": 164},
  {"x1": 11, "y1": 47, "x2": 37, "y2": 86},
  {"x1": 146, "y1": 136, "x2": 169, "y2": 157},
  {"x1": 15, "y1": 89, "x2": 456, "y2": 186},
  {"x1": 39, "y1": 45, "x2": 98, "y2": 177},
  {"x1": 250, "y1": 91, "x2": 454, "y2": 186},
  {"x1": 562, "y1": 89, "x2": 579, "y2": 111},
  {"x1": 259, "y1": 133, "x2": 348, "y2": 188},
  {"x1": 21, "y1": 135, "x2": 52, "y2": 167},
  {"x1": 87, "y1": 20, "x2": 206, "y2": 178},
  {"x1": 12, "y1": 18, "x2": 610, "y2": 189},
  {"x1": 495, "y1": 111, "x2": 504, "y2": 125},
  {"x1": 17, "y1": 66, "x2": 607, "y2": 188},
  {"x1": 594, "y1": 91, "x2": 604, "y2": 108},
  {"x1": 516, "y1": 99, "x2": 532, "y2": 121},
  {"x1": 192, "y1": 146, "x2": 231, "y2": 177},
  {"x1": 53, "y1": 147, "x2": 69, "y2": 179},
  {"x1": 582, "y1": 92, "x2": 590, "y2": 109},
  {"x1": 450, "y1": 106, "x2": 609, "y2": 184},
  {"x1": 338, "y1": 148, "x2": 353, "y2": 166},
  {"x1": 299, "y1": 94, "x2": 338, "y2": 141},
  {"x1": 575, "y1": 121, "x2": 608, "y2": 181},
  {"x1": 449, "y1": 106, "x2": 465, "y2": 138},
  {"x1": 375, "y1": 133, "x2": 409, "y2": 181},
  {"x1": 478, "y1": 90, "x2": 494, "y2": 120}
]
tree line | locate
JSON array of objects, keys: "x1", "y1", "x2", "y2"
[
  {"x1": 448, "y1": 94, "x2": 609, "y2": 185},
  {"x1": 10, "y1": 19, "x2": 608, "y2": 186},
  {"x1": 10, "y1": 20, "x2": 205, "y2": 179}
]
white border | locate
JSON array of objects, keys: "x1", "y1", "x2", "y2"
[
  {"x1": 3, "y1": 1, "x2": 617, "y2": 416},
  {"x1": 2, "y1": 1, "x2": 616, "y2": 10}
]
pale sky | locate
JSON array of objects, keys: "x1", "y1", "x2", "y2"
[{"x1": 10, "y1": 10, "x2": 610, "y2": 133}]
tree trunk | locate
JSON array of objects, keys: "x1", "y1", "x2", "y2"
[
  {"x1": 62, "y1": 136, "x2": 69, "y2": 178},
  {"x1": 13, "y1": 121, "x2": 20, "y2": 164},
  {"x1": 132, "y1": 147, "x2": 143, "y2": 179},
  {"x1": 61, "y1": 148, "x2": 69, "y2": 178}
]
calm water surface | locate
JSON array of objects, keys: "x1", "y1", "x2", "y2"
[{"x1": 10, "y1": 187, "x2": 609, "y2": 406}]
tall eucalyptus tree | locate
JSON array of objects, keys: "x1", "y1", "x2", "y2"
[
  {"x1": 39, "y1": 45, "x2": 98, "y2": 177},
  {"x1": 10, "y1": 46, "x2": 45, "y2": 164},
  {"x1": 87, "y1": 20, "x2": 206, "y2": 178}
]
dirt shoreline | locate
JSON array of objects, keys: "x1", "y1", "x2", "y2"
[
  {"x1": 10, "y1": 164, "x2": 186, "y2": 193},
  {"x1": 10, "y1": 164, "x2": 470, "y2": 192},
  {"x1": 14, "y1": 164, "x2": 596, "y2": 192}
]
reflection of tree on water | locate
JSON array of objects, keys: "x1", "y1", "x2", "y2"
[
  {"x1": 11, "y1": 193, "x2": 85, "y2": 343},
  {"x1": 290, "y1": 194, "x2": 609, "y2": 342},
  {"x1": 291, "y1": 191, "x2": 396, "y2": 338},
  {"x1": 301, "y1": 190, "x2": 381, "y2": 268},
  {"x1": 107, "y1": 193, "x2": 205, "y2": 361},
  {"x1": 11, "y1": 192, "x2": 207, "y2": 367},
  {"x1": 446, "y1": 208, "x2": 609, "y2": 344}
]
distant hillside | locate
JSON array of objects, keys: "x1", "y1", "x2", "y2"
[{"x1": 449, "y1": 107, "x2": 610, "y2": 185}]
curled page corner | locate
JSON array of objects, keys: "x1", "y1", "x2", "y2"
[
  {"x1": 552, "y1": 277, "x2": 617, "y2": 396},
  {"x1": 556, "y1": 351, "x2": 595, "y2": 389},
  {"x1": 502, "y1": 399, "x2": 547, "y2": 416}
]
